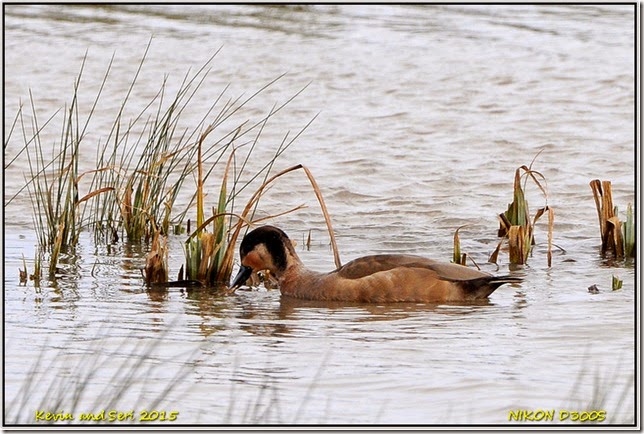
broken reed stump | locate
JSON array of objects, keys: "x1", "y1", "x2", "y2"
[
  {"x1": 507, "y1": 225, "x2": 528, "y2": 265},
  {"x1": 144, "y1": 231, "x2": 169, "y2": 285},
  {"x1": 624, "y1": 203, "x2": 635, "y2": 258},
  {"x1": 590, "y1": 179, "x2": 624, "y2": 257}
]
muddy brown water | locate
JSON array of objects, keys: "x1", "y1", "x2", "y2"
[{"x1": 4, "y1": 5, "x2": 636, "y2": 425}]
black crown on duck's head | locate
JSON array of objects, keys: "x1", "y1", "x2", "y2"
[{"x1": 240, "y1": 225, "x2": 291, "y2": 271}]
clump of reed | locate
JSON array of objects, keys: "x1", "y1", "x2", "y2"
[
  {"x1": 180, "y1": 126, "x2": 236, "y2": 286},
  {"x1": 491, "y1": 162, "x2": 554, "y2": 267},
  {"x1": 7, "y1": 43, "x2": 318, "y2": 285},
  {"x1": 6, "y1": 50, "x2": 157, "y2": 277},
  {"x1": 590, "y1": 179, "x2": 635, "y2": 259}
]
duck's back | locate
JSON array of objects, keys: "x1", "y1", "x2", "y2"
[
  {"x1": 333, "y1": 254, "x2": 491, "y2": 281},
  {"x1": 280, "y1": 255, "x2": 517, "y2": 303}
]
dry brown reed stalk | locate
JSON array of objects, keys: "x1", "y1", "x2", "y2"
[
  {"x1": 19, "y1": 254, "x2": 28, "y2": 285},
  {"x1": 589, "y1": 179, "x2": 632, "y2": 258},
  {"x1": 30, "y1": 250, "x2": 43, "y2": 286},
  {"x1": 506, "y1": 225, "x2": 526, "y2": 265},
  {"x1": 624, "y1": 203, "x2": 635, "y2": 258},
  {"x1": 49, "y1": 222, "x2": 66, "y2": 276},
  {"x1": 228, "y1": 164, "x2": 341, "y2": 267},
  {"x1": 144, "y1": 230, "x2": 169, "y2": 285}
]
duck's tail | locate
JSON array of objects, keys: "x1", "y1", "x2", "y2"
[
  {"x1": 489, "y1": 275, "x2": 523, "y2": 288},
  {"x1": 463, "y1": 275, "x2": 522, "y2": 299}
]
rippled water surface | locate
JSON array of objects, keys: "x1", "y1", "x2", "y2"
[{"x1": 4, "y1": 4, "x2": 637, "y2": 426}]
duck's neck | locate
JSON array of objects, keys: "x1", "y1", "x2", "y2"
[
  {"x1": 275, "y1": 254, "x2": 324, "y2": 297},
  {"x1": 276, "y1": 252, "x2": 308, "y2": 281}
]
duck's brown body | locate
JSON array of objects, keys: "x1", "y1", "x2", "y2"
[{"x1": 230, "y1": 226, "x2": 520, "y2": 303}]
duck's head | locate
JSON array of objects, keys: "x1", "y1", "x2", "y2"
[{"x1": 229, "y1": 225, "x2": 298, "y2": 290}]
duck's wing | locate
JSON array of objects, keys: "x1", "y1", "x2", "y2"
[{"x1": 334, "y1": 254, "x2": 491, "y2": 281}]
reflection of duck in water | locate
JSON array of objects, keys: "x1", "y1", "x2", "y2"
[{"x1": 229, "y1": 226, "x2": 521, "y2": 303}]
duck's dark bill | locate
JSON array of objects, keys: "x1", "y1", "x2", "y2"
[{"x1": 229, "y1": 265, "x2": 253, "y2": 291}]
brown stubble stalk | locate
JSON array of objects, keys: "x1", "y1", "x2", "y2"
[
  {"x1": 505, "y1": 226, "x2": 519, "y2": 265},
  {"x1": 590, "y1": 179, "x2": 609, "y2": 250},
  {"x1": 144, "y1": 230, "x2": 168, "y2": 285},
  {"x1": 590, "y1": 179, "x2": 624, "y2": 257}
]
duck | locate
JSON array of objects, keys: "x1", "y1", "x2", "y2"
[{"x1": 229, "y1": 225, "x2": 521, "y2": 303}]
